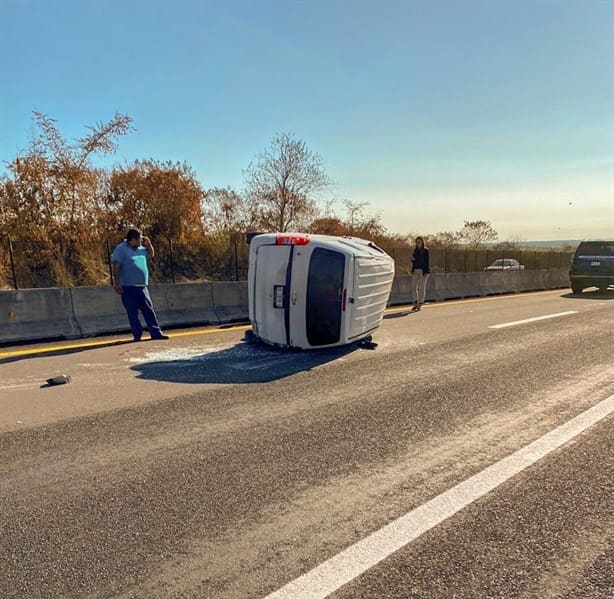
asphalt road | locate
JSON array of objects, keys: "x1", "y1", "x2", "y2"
[{"x1": 0, "y1": 288, "x2": 612, "y2": 598}]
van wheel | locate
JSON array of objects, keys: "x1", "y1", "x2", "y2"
[
  {"x1": 243, "y1": 329, "x2": 257, "y2": 344},
  {"x1": 571, "y1": 284, "x2": 583, "y2": 294}
]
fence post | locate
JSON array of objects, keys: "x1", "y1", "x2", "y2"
[
  {"x1": 8, "y1": 237, "x2": 18, "y2": 290},
  {"x1": 464, "y1": 248, "x2": 468, "y2": 273},
  {"x1": 106, "y1": 239, "x2": 114, "y2": 285},
  {"x1": 443, "y1": 247, "x2": 447, "y2": 273},
  {"x1": 169, "y1": 240, "x2": 177, "y2": 284},
  {"x1": 234, "y1": 237, "x2": 239, "y2": 281}
]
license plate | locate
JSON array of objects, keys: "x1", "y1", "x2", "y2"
[
  {"x1": 273, "y1": 285, "x2": 285, "y2": 308},
  {"x1": 591, "y1": 261, "x2": 601, "y2": 266}
]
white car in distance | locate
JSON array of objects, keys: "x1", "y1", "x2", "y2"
[{"x1": 484, "y1": 259, "x2": 525, "y2": 271}]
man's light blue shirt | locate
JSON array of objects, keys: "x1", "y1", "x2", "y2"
[{"x1": 112, "y1": 242, "x2": 149, "y2": 286}]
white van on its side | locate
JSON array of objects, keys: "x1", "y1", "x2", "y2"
[{"x1": 248, "y1": 233, "x2": 395, "y2": 349}]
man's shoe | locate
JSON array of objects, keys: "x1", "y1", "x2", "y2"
[
  {"x1": 151, "y1": 334, "x2": 170, "y2": 340},
  {"x1": 133, "y1": 337, "x2": 142, "y2": 342}
]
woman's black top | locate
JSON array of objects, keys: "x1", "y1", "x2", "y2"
[{"x1": 412, "y1": 247, "x2": 430, "y2": 274}]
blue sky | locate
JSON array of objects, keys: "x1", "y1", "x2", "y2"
[{"x1": 1, "y1": 0, "x2": 612, "y2": 240}]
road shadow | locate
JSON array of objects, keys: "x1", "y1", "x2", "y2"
[
  {"x1": 383, "y1": 311, "x2": 415, "y2": 319},
  {"x1": 130, "y1": 340, "x2": 359, "y2": 384},
  {"x1": 561, "y1": 288, "x2": 614, "y2": 301}
]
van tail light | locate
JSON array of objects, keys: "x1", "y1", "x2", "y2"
[
  {"x1": 276, "y1": 235, "x2": 310, "y2": 246},
  {"x1": 342, "y1": 288, "x2": 347, "y2": 312}
]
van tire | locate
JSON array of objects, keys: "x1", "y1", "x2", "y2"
[{"x1": 243, "y1": 329, "x2": 257, "y2": 344}]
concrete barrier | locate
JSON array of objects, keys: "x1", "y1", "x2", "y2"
[
  {"x1": 211, "y1": 282, "x2": 249, "y2": 322},
  {"x1": 388, "y1": 276, "x2": 413, "y2": 305},
  {"x1": 151, "y1": 283, "x2": 220, "y2": 329},
  {"x1": 388, "y1": 270, "x2": 569, "y2": 306},
  {"x1": 0, "y1": 270, "x2": 569, "y2": 345},
  {"x1": 70, "y1": 286, "x2": 127, "y2": 336},
  {"x1": 0, "y1": 288, "x2": 80, "y2": 343}
]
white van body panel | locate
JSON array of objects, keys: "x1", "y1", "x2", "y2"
[
  {"x1": 248, "y1": 233, "x2": 395, "y2": 349},
  {"x1": 348, "y1": 255, "x2": 396, "y2": 340}
]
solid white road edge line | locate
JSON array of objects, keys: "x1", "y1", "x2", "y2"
[
  {"x1": 489, "y1": 311, "x2": 578, "y2": 329},
  {"x1": 265, "y1": 393, "x2": 614, "y2": 599}
]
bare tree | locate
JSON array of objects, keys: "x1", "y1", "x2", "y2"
[
  {"x1": 244, "y1": 133, "x2": 330, "y2": 232},
  {"x1": 342, "y1": 199, "x2": 369, "y2": 234},
  {"x1": 203, "y1": 187, "x2": 255, "y2": 234},
  {"x1": 30, "y1": 111, "x2": 133, "y2": 227},
  {"x1": 458, "y1": 220, "x2": 498, "y2": 247},
  {"x1": 341, "y1": 199, "x2": 385, "y2": 239}
]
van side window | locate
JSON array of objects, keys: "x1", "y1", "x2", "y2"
[{"x1": 306, "y1": 249, "x2": 345, "y2": 346}]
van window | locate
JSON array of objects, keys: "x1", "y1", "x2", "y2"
[{"x1": 306, "y1": 248, "x2": 345, "y2": 346}]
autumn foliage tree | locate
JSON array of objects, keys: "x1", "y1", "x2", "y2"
[
  {"x1": 0, "y1": 111, "x2": 133, "y2": 286},
  {"x1": 0, "y1": 112, "x2": 513, "y2": 289},
  {"x1": 308, "y1": 200, "x2": 387, "y2": 243},
  {"x1": 109, "y1": 160, "x2": 205, "y2": 244}
]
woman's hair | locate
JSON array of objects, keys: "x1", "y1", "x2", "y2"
[{"x1": 415, "y1": 236, "x2": 426, "y2": 248}]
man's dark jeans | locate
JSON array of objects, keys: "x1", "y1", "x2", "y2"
[{"x1": 120, "y1": 286, "x2": 163, "y2": 340}]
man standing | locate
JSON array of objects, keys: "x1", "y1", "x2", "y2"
[{"x1": 112, "y1": 228, "x2": 169, "y2": 341}]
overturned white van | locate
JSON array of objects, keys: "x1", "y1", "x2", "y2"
[{"x1": 248, "y1": 233, "x2": 395, "y2": 349}]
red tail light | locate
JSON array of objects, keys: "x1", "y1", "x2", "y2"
[{"x1": 276, "y1": 235, "x2": 310, "y2": 246}]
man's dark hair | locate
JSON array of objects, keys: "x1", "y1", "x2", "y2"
[{"x1": 126, "y1": 228, "x2": 142, "y2": 242}]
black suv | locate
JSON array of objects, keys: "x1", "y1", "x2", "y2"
[{"x1": 569, "y1": 241, "x2": 614, "y2": 293}]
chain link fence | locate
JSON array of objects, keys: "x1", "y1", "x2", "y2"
[
  {"x1": 383, "y1": 246, "x2": 574, "y2": 275},
  {"x1": 1, "y1": 236, "x2": 573, "y2": 290}
]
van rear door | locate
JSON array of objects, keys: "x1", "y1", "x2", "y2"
[{"x1": 253, "y1": 245, "x2": 292, "y2": 345}]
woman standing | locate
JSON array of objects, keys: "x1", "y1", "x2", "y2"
[{"x1": 411, "y1": 236, "x2": 430, "y2": 311}]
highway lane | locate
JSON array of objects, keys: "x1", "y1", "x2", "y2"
[
  {"x1": 332, "y1": 418, "x2": 613, "y2": 599},
  {"x1": 0, "y1": 288, "x2": 608, "y2": 432},
  {"x1": 0, "y1": 288, "x2": 612, "y2": 598}
]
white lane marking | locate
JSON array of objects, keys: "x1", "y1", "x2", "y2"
[
  {"x1": 265, "y1": 394, "x2": 614, "y2": 599},
  {"x1": 489, "y1": 311, "x2": 578, "y2": 329}
]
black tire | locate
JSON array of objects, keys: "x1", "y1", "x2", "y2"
[{"x1": 243, "y1": 329, "x2": 257, "y2": 344}]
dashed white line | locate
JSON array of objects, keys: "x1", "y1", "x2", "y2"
[
  {"x1": 265, "y1": 393, "x2": 614, "y2": 599},
  {"x1": 489, "y1": 311, "x2": 578, "y2": 329}
]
